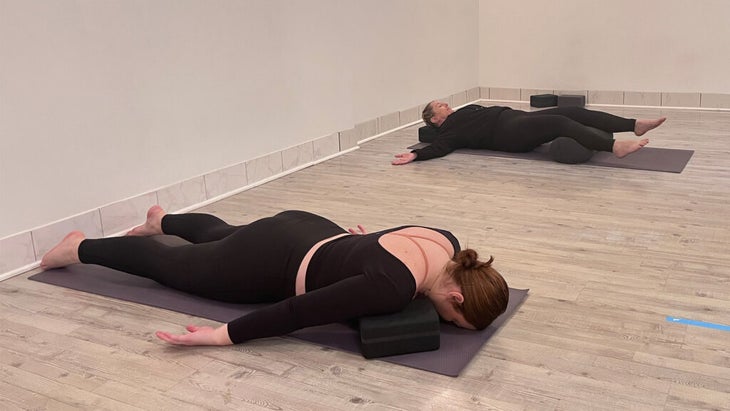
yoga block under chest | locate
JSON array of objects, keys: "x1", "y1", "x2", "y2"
[
  {"x1": 530, "y1": 94, "x2": 558, "y2": 108},
  {"x1": 418, "y1": 125, "x2": 439, "y2": 143},
  {"x1": 359, "y1": 298, "x2": 440, "y2": 359}
]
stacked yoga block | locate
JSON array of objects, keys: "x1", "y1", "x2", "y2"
[
  {"x1": 530, "y1": 94, "x2": 558, "y2": 108},
  {"x1": 557, "y1": 94, "x2": 586, "y2": 107},
  {"x1": 530, "y1": 94, "x2": 586, "y2": 108}
]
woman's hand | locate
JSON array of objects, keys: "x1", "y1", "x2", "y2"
[
  {"x1": 392, "y1": 152, "x2": 417, "y2": 165},
  {"x1": 156, "y1": 324, "x2": 233, "y2": 346},
  {"x1": 347, "y1": 225, "x2": 367, "y2": 235}
]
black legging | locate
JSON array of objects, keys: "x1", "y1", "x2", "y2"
[
  {"x1": 77, "y1": 211, "x2": 346, "y2": 303},
  {"x1": 490, "y1": 107, "x2": 636, "y2": 153}
]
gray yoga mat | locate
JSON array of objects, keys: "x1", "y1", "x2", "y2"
[
  {"x1": 407, "y1": 142, "x2": 694, "y2": 173},
  {"x1": 29, "y1": 265, "x2": 527, "y2": 377}
]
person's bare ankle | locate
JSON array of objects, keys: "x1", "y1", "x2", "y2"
[
  {"x1": 613, "y1": 138, "x2": 649, "y2": 158},
  {"x1": 40, "y1": 231, "x2": 85, "y2": 270},
  {"x1": 635, "y1": 117, "x2": 666, "y2": 136},
  {"x1": 127, "y1": 205, "x2": 166, "y2": 236}
]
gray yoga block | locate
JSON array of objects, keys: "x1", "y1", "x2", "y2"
[
  {"x1": 359, "y1": 298, "x2": 440, "y2": 359},
  {"x1": 530, "y1": 94, "x2": 558, "y2": 108},
  {"x1": 558, "y1": 95, "x2": 586, "y2": 107},
  {"x1": 418, "y1": 125, "x2": 439, "y2": 143}
]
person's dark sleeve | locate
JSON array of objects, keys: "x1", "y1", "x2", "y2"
[
  {"x1": 226, "y1": 274, "x2": 411, "y2": 343},
  {"x1": 411, "y1": 132, "x2": 462, "y2": 161}
]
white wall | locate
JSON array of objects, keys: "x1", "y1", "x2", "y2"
[
  {"x1": 0, "y1": 0, "x2": 479, "y2": 239},
  {"x1": 478, "y1": 0, "x2": 730, "y2": 93},
  {"x1": 351, "y1": 1, "x2": 479, "y2": 121}
]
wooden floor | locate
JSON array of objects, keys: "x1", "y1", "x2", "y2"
[{"x1": 2, "y1": 102, "x2": 729, "y2": 410}]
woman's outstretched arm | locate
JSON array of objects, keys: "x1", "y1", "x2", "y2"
[{"x1": 156, "y1": 274, "x2": 412, "y2": 346}]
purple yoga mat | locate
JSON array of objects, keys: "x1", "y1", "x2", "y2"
[
  {"x1": 29, "y1": 265, "x2": 527, "y2": 376},
  {"x1": 407, "y1": 142, "x2": 694, "y2": 173}
]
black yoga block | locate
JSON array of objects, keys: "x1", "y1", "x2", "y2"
[
  {"x1": 418, "y1": 125, "x2": 439, "y2": 143},
  {"x1": 558, "y1": 94, "x2": 586, "y2": 107},
  {"x1": 530, "y1": 94, "x2": 558, "y2": 108},
  {"x1": 359, "y1": 298, "x2": 440, "y2": 359}
]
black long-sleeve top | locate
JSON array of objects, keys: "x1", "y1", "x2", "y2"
[
  {"x1": 412, "y1": 104, "x2": 511, "y2": 161},
  {"x1": 226, "y1": 226, "x2": 460, "y2": 343}
]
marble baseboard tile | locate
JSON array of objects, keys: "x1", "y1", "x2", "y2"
[
  {"x1": 399, "y1": 106, "x2": 421, "y2": 125},
  {"x1": 313, "y1": 133, "x2": 340, "y2": 160},
  {"x1": 451, "y1": 90, "x2": 468, "y2": 107},
  {"x1": 282, "y1": 141, "x2": 315, "y2": 171},
  {"x1": 32, "y1": 210, "x2": 103, "y2": 259},
  {"x1": 157, "y1": 176, "x2": 207, "y2": 214},
  {"x1": 480, "y1": 86, "x2": 490, "y2": 99},
  {"x1": 588, "y1": 90, "x2": 624, "y2": 105},
  {"x1": 204, "y1": 162, "x2": 248, "y2": 199},
  {"x1": 700, "y1": 93, "x2": 730, "y2": 109},
  {"x1": 488, "y1": 87, "x2": 521, "y2": 101},
  {"x1": 355, "y1": 119, "x2": 377, "y2": 143},
  {"x1": 662, "y1": 92, "x2": 701, "y2": 108},
  {"x1": 246, "y1": 152, "x2": 284, "y2": 184},
  {"x1": 338, "y1": 128, "x2": 358, "y2": 151},
  {"x1": 467, "y1": 87, "x2": 480, "y2": 103},
  {"x1": 623, "y1": 91, "x2": 662, "y2": 107},
  {"x1": 377, "y1": 112, "x2": 400, "y2": 134},
  {"x1": 0, "y1": 232, "x2": 36, "y2": 275},
  {"x1": 100, "y1": 192, "x2": 158, "y2": 236},
  {"x1": 521, "y1": 88, "x2": 554, "y2": 101}
]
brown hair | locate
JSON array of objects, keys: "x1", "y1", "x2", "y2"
[
  {"x1": 422, "y1": 101, "x2": 438, "y2": 128},
  {"x1": 448, "y1": 249, "x2": 509, "y2": 330}
]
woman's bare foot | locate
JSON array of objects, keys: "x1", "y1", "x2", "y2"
[
  {"x1": 613, "y1": 138, "x2": 649, "y2": 158},
  {"x1": 127, "y1": 205, "x2": 166, "y2": 236},
  {"x1": 40, "y1": 231, "x2": 85, "y2": 270},
  {"x1": 635, "y1": 117, "x2": 666, "y2": 136}
]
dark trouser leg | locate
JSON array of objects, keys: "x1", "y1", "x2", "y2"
[
  {"x1": 78, "y1": 237, "x2": 231, "y2": 299},
  {"x1": 537, "y1": 107, "x2": 636, "y2": 132},
  {"x1": 491, "y1": 108, "x2": 636, "y2": 153},
  {"x1": 78, "y1": 218, "x2": 291, "y2": 302},
  {"x1": 77, "y1": 211, "x2": 345, "y2": 303},
  {"x1": 161, "y1": 213, "x2": 240, "y2": 243}
]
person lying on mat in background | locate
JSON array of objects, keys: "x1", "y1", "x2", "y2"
[
  {"x1": 391, "y1": 101, "x2": 667, "y2": 165},
  {"x1": 41, "y1": 206, "x2": 509, "y2": 346}
]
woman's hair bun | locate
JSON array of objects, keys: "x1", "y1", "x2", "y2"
[
  {"x1": 455, "y1": 249, "x2": 478, "y2": 269},
  {"x1": 454, "y1": 249, "x2": 494, "y2": 270}
]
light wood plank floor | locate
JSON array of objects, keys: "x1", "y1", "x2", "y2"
[{"x1": 2, "y1": 102, "x2": 729, "y2": 410}]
